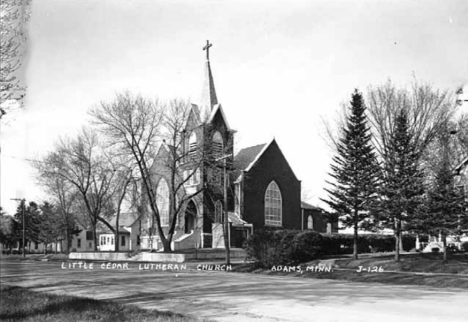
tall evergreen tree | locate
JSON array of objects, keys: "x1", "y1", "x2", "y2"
[
  {"x1": 322, "y1": 89, "x2": 381, "y2": 260},
  {"x1": 14, "y1": 201, "x2": 41, "y2": 251},
  {"x1": 422, "y1": 131, "x2": 468, "y2": 262},
  {"x1": 377, "y1": 109, "x2": 425, "y2": 261}
]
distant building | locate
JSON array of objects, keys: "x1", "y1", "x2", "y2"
[
  {"x1": 301, "y1": 201, "x2": 337, "y2": 233},
  {"x1": 70, "y1": 226, "x2": 95, "y2": 252},
  {"x1": 97, "y1": 212, "x2": 141, "y2": 251},
  {"x1": 454, "y1": 156, "x2": 468, "y2": 201}
]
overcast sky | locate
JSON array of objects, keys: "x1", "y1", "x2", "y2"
[{"x1": 1, "y1": 0, "x2": 468, "y2": 214}]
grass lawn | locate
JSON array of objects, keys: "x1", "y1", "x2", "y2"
[
  {"x1": 326, "y1": 252, "x2": 468, "y2": 274},
  {"x1": 0, "y1": 254, "x2": 70, "y2": 261},
  {"x1": 233, "y1": 252, "x2": 468, "y2": 289},
  {"x1": 0, "y1": 285, "x2": 210, "y2": 322}
]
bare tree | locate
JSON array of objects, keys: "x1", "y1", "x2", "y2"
[
  {"x1": 106, "y1": 153, "x2": 135, "y2": 252},
  {"x1": 366, "y1": 79, "x2": 453, "y2": 159},
  {"x1": 90, "y1": 92, "x2": 168, "y2": 250},
  {"x1": 0, "y1": 0, "x2": 31, "y2": 113},
  {"x1": 366, "y1": 80, "x2": 454, "y2": 253},
  {"x1": 155, "y1": 99, "x2": 215, "y2": 252},
  {"x1": 91, "y1": 93, "x2": 226, "y2": 252},
  {"x1": 36, "y1": 129, "x2": 117, "y2": 250}
]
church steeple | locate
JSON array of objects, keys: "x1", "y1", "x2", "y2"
[{"x1": 200, "y1": 40, "x2": 218, "y2": 112}]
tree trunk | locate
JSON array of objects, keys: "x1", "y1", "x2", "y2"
[
  {"x1": 162, "y1": 238, "x2": 172, "y2": 253},
  {"x1": 394, "y1": 219, "x2": 401, "y2": 262},
  {"x1": 442, "y1": 236, "x2": 447, "y2": 264},
  {"x1": 353, "y1": 219, "x2": 358, "y2": 260},
  {"x1": 399, "y1": 230, "x2": 404, "y2": 252},
  {"x1": 65, "y1": 216, "x2": 70, "y2": 254},
  {"x1": 93, "y1": 222, "x2": 98, "y2": 251},
  {"x1": 395, "y1": 233, "x2": 400, "y2": 262},
  {"x1": 115, "y1": 231, "x2": 120, "y2": 252}
]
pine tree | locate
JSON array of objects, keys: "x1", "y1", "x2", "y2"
[
  {"x1": 423, "y1": 133, "x2": 468, "y2": 262},
  {"x1": 322, "y1": 89, "x2": 381, "y2": 260},
  {"x1": 377, "y1": 109, "x2": 425, "y2": 261},
  {"x1": 14, "y1": 201, "x2": 41, "y2": 251}
]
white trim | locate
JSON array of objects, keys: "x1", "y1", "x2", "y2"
[
  {"x1": 208, "y1": 104, "x2": 231, "y2": 130},
  {"x1": 234, "y1": 171, "x2": 244, "y2": 184},
  {"x1": 455, "y1": 156, "x2": 468, "y2": 173},
  {"x1": 242, "y1": 138, "x2": 300, "y2": 182},
  {"x1": 244, "y1": 139, "x2": 274, "y2": 172}
]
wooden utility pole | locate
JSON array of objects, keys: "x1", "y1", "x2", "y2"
[{"x1": 216, "y1": 154, "x2": 232, "y2": 265}]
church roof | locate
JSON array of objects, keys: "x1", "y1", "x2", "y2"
[
  {"x1": 228, "y1": 212, "x2": 252, "y2": 226},
  {"x1": 301, "y1": 201, "x2": 321, "y2": 211},
  {"x1": 231, "y1": 143, "x2": 266, "y2": 182},
  {"x1": 232, "y1": 138, "x2": 299, "y2": 183},
  {"x1": 184, "y1": 104, "x2": 203, "y2": 129},
  {"x1": 109, "y1": 212, "x2": 141, "y2": 228},
  {"x1": 208, "y1": 103, "x2": 231, "y2": 130}
]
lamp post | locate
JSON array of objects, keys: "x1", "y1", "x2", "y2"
[
  {"x1": 11, "y1": 198, "x2": 26, "y2": 257},
  {"x1": 215, "y1": 153, "x2": 232, "y2": 265}
]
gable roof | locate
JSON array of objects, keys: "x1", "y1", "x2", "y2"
[
  {"x1": 108, "y1": 212, "x2": 141, "y2": 228},
  {"x1": 245, "y1": 138, "x2": 299, "y2": 181},
  {"x1": 184, "y1": 104, "x2": 203, "y2": 130},
  {"x1": 301, "y1": 201, "x2": 321, "y2": 211},
  {"x1": 234, "y1": 143, "x2": 266, "y2": 171},
  {"x1": 228, "y1": 212, "x2": 252, "y2": 226},
  {"x1": 231, "y1": 143, "x2": 266, "y2": 182},
  {"x1": 208, "y1": 103, "x2": 231, "y2": 130}
]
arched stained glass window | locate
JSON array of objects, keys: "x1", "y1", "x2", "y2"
[
  {"x1": 156, "y1": 178, "x2": 170, "y2": 226},
  {"x1": 265, "y1": 181, "x2": 282, "y2": 226},
  {"x1": 215, "y1": 200, "x2": 223, "y2": 223},
  {"x1": 307, "y1": 215, "x2": 313, "y2": 229}
]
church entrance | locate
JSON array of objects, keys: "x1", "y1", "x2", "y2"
[{"x1": 185, "y1": 200, "x2": 196, "y2": 234}]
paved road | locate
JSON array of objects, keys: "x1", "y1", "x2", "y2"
[{"x1": 1, "y1": 260, "x2": 467, "y2": 322}]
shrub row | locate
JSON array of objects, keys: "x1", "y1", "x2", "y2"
[
  {"x1": 244, "y1": 230, "x2": 322, "y2": 268},
  {"x1": 320, "y1": 233, "x2": 417, "y2": 254},
  {"x1": 244, "y1": 230, "x2": 417, "y2": 267}
]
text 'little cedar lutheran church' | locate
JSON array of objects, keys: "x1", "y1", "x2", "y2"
[{"x1": 96, "y1": 41, "x2": 335, "y2": 252}]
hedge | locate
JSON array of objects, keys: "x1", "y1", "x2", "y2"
[
  {"x1": 244, "y1": 230, "x2": 417, "y2": 267},
  {"x1": 244, "y1": 230, "x2": 322, "y2": 268}
]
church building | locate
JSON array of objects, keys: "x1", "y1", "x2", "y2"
[{"x1": 139, "y1": 41, "x2": 306, "y2": 250}]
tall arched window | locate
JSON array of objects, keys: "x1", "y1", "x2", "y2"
[
  {"x1": 265, "y1": 181, "x2": 282, "y2": 226},
  {"x1": 156, "y1": 178, "x2": 170, "y2": 226},
  {"x1": 188, "y1": 132, "x2": 197, "y2": 159},
  {"x1": 214, "y1": 200, "x2": 223, "y2": 223},
  {"x1": 212, "y1": 131, "x2": 223, "y2": 158},
  {"x1": 307, "y1": 215, "x2": 313, "y2": 230}
]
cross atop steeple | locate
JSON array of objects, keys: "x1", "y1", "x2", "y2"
[{"x1": 203, "y1": 40, "x2": 213, "y2": 60}]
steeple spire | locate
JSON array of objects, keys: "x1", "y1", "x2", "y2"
[{"x1": 201, "y1": 40, "x2": 218, "y2": 112}]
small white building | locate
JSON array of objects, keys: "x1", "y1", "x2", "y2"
[
  {"x1": 98, "y1": 229, "x2": 131, "y2": 251},
  {"x1": 97, "y1": 212, "x2": 141, "y2": 251}
]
